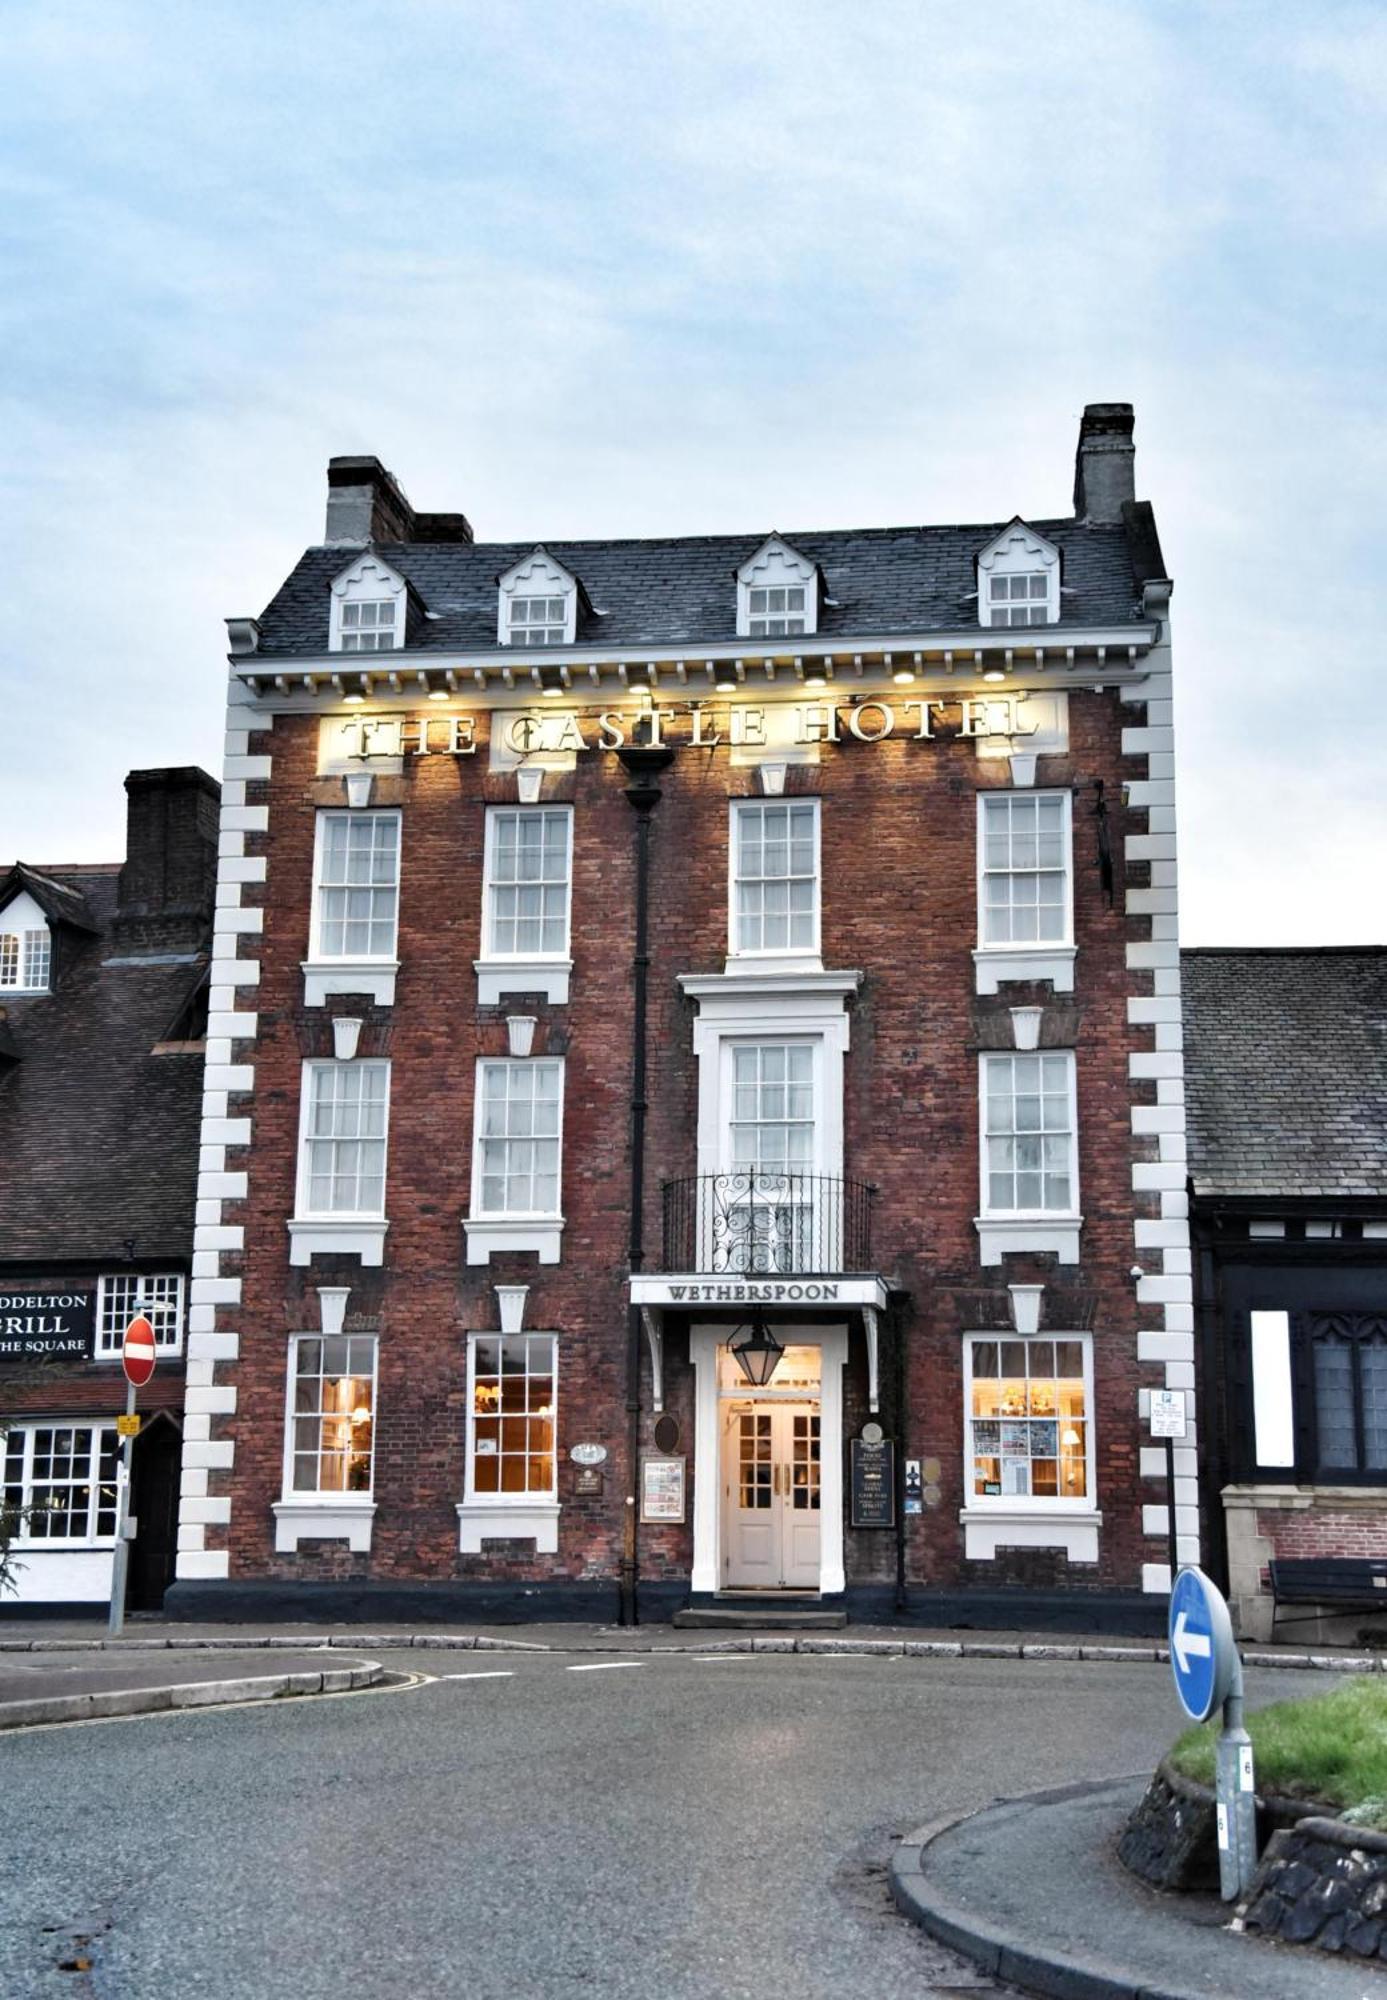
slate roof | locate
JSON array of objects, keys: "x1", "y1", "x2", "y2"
[
  {"x1": 1182, "y1": 949, "x2": 1387, "y2": 1201},
  {"x1": 0, "y1": 867, "x2": 209, "y2": 1263},
  {"x1": 254, "y1": 512, "x2": 1160, "y2": 657}
]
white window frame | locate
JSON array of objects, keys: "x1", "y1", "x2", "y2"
[
  {"x1": 94, "y1": 1273, "x2": 185, "y2": 1359},
  {"x1": 287, "y1": 1059, "x2": 391, "y2": 1268},
  {"x1": 976, "y1": 521, "x2": 1060, "y2": 629},
  {"x1": 464, "y1": 1058, "x2": 566, "y2": 1266},
  {"x1": 0, "y1": 892, "x2": 53, "y2": 994},
  {"x1": 971, "y1": 789, "x2": 1076, "y2": 995},
  {"x1": 959, "y1": 1332, "x2": 1101, "y2": 1562},
  {"x1": 3, "y1": 1422, "x2": 119, "y2": 1547},
  {"x1": 975, "y1": 1050, "x2": 1082, "y2": 1266},
  {"x1": 735, "y1": 537, "x2": 819, "y2": 639},
  {"x1": 497, "y1": 550, "x2": 578, "y2": 648},
  {"x1": 458, "y1": 1331, "x2": 561, "y2": 1552},
  {"x1": 272, "y1": 1331, "x2": 378, "y2": 1552},
  {"x1": 476, "y1": 806, "x2": 574, "y2": 1007},
  {"x1": 720, "y1": 1038, "x2": 822, "y2": 1177},
  {"x1": 728, "y1": 800, "x2": 821, "y2": 962},
  {"x1": 303, "y1": 809, "x2": 402, "y2": 1008},
  {"x1": 329, "y1": 554, "x2": 408, "y2": 654},
  {"x1": 976, "y1": 791, "x2": 1073, "y2": 949}
]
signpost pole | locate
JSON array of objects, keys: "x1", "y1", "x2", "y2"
[
  {"x1": 108, "y1": 1306, "x2": 156, "y2": 1639},
  {"x1": 1215, "y1": 1656, "x2": 1259, "y2": 1901},
  {"x1": 108, "y1": 1377, "x2": 136, "y2": 1639},
  {"x1": 1169, "y1": 1565, "x2": 1258, "y2": 1903},
  {"x1": 1165, "y1": 1433, "x2": 1178, "y2": 1586}
]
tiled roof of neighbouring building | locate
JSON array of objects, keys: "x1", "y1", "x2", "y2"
[
  {"x1": 0, "y1": 769, "x2": 219, "y2": 1264},
  {"x1": 253, "y1": 513, "x2": 1159, "y2": 656},
  {"x1": 1182, "y1": 948, "x2": 1387, "y2": 1200}
]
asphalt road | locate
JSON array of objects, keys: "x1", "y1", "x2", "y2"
[{"x1": 0, "y1": 1649, "x2": 1326, "y2": 1999}]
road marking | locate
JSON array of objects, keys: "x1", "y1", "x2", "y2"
[
  {"x1": 566, "y1": 1661, "x2": 646, "y2": 1673},
  {"x1": 439, "y1": 1671, "x2": 515, "y2": 1682}
]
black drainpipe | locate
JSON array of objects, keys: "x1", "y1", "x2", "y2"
[{"x1": 616, "y1": 735, "x2": 675, "y2": 1627}]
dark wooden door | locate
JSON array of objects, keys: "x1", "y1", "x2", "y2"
[{"x1": 128, "y1": 1419, "x2": 181, "y2": 1612}]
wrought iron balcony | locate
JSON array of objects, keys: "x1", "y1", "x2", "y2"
[{"x1": 661, "y1": 1172, "x2": 876, "y2": 1277}]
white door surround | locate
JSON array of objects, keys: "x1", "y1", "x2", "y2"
[{"x1": 689, "y1": 1321, "x2": 848, "y2": 1595}]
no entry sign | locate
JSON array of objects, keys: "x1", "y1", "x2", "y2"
[{"x1": 122, "y1": 1315, "x2": 157, "y2": 1388}]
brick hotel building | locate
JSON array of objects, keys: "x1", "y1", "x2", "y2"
[{"x1": 167, "y1": 405, "x2": 1198, "y2": 1627}]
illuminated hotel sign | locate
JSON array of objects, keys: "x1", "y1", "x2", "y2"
[{"x1": 328, "y1": 693, "x2": 1043, "y2": 765}]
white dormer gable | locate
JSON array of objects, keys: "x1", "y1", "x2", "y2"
[
  {"x1": 977, "y1": 520, "x2": 1061, "y2": 628},
  {"x1": 736, "y1": 536, "x2": 819, "y2": 639},
  {"x1": 330, "y1": 553, "x2": 409, "y2": 653},
  {"x1": 497, "y1": 548, "x2": 579, "y2": 647},
  {"x1": 0, "y1": 889, "x2": 52, "y2": 993}
]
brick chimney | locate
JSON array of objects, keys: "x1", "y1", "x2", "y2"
[
  {"x1": 115, "y1": 768, "x2": 220, "y2": 953},
  {"x1": 1073, "y1": 404, "x2": 1136, "y2": 522},
  {"x1": 325, "y1": 456, "x2": 474, "y2": 545}
]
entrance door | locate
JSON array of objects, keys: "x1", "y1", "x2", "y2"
[
  {"x1": 127, "y1": 1418, "x2": 181, "y2": 1613},
  {"x1": 722, "y1": 1402, "x2": 821, "y2": 1590}
]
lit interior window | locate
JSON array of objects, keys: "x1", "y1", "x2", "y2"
[{"x1": 969, "y1": 1338, "x2": 1088, "y2": 1500}]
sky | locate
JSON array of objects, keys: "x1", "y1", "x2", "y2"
[{"x1": 2, "y1": 0, "x2": 1384, "y2": 944}]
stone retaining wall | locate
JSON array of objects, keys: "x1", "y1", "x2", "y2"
[
  {"x1": 1118, "y1": 1759, "x2": 1323, "y2": 1891},
  {"x1": 1242, "y1": 1817, "x2": 1387, "y2": 1959}
]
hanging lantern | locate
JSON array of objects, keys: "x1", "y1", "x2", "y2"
[{"x1": 728, "y1": 1311, "x2": 784, "y2": 1387}]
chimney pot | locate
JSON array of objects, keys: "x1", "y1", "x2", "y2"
[{"x1": 1073, "y1": 403, "x2": 1136, "y2": 523}]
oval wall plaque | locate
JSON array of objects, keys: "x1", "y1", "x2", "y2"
[
  {"x1": 570, "y1": 1443, "x2": 608, "y2": 1466},
  {"x1": 861, "y1": 1421, "x2": 884, "y2": 1445}
]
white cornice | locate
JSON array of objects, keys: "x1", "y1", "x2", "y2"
[{"x1": 233, "y1": 623, "x2": 1158, "y2": 709}]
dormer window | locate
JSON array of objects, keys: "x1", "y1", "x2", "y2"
[
  {"x1": 0, "y1": 893, "x2": 52, "y2": 993},
  {"x1": 498, "y1": 549, "x2": 581, "y2": 648},
  {"x1": 976, "y1": 520, "x2": 1060, "y2": 629},
  {"x1": 737, "y1": 537, "x2": 820, "y2": 640},
  {"x1": 508, "y1": 597, "x2": 568, "y2": 646},
  {"x1": 339, "y1": 600, "x2": 398, "y2": 651},
  {"x1": 329, "y1": 554, "x2": 409, "y2": 654}
]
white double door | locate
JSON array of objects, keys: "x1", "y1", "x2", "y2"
[{"x1": 722, "y1": 1400, "x2": 822, "y2": 1590}]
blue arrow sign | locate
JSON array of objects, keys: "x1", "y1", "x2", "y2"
[{"x1": 1169, "y1": 1566, "x2": 1236, "y2": 1723}]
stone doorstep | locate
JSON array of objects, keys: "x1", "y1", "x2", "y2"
[{"x1": 0, "y1": 1661, "x2": 385, "y2": 1732}]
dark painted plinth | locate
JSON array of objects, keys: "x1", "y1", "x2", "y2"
[
  {"x1": 163, "y1": 1578, "x2": 626, "y2": 1625},
  {"x1": 844, "y1": 1584, "x2": 1170, "y2": 1636}
]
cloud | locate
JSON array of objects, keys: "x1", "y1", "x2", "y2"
[{"x1": 1, "y1": 0, "x2": 1383, "y2": 940}]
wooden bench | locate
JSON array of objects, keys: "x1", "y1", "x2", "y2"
[{"x1": 1269, "y1": 1557, "x2": 1387, "y2": 1636}]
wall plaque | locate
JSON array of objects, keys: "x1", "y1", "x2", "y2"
[
  {"x1": 850, "y1": 1436, "x2": 895, "y2": 1529},
  {"x1": 574, "y1": 1466, "x2": 604, "y2": 1496},
  {"x1": 640, "y1": 1455, "x2": 686, "y2": 1524},
  {"x1": 0, "y1": 1286, "x2": 96, "y2": 1362},
  {"x1": 570, "y1": 1442, "x2": 608, "y2": 1465}
]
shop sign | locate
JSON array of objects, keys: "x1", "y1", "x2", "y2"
[
  {"x1": 640, "y1": 1455, "x2": 686, "y2": 1524},
  {"x1": 321, "y1": 693, "x2": 1042, "y2": 770},
  {"x1": 851, "y1": 1436, "x2": 896, "y2": 1528},
  {"x1": 663, "y1": 1280, "x2": 841, "y2": 1304},
  {"x1": 0, "y1": 1286, "x2": 96, "y2": 1361}
]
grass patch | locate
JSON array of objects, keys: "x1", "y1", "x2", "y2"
[{"x1": 1169, "y1": 1677, "x2": 1387, "y2": 1827}]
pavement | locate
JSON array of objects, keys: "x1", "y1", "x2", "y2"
[{"x1": 892, "y1": 1777, "x2": 1381, "y2": 2000}]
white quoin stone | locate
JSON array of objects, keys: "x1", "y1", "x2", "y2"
[
  {"x1": 516, "y1": 765, "x2": 544, "y2": 804},
  {"x1": 507, "y1": 1015, "x2": 537, "y2": 1058},
  {"x1": 332, "y1": 1016, "x2": 363, "y2": 1061},
  {"x1": 496, "y1": 1285, "x2": 529, "y2": 1334},
  {"x1": 318, "y1": 1287, "x2": 351, "y2": 1336},
  {"x1": 1009, "y1": 1284, "x2": 1043, "y2": 1335},
  {"x1": 1010, "y1": 1006, "x2": 1043, "y2": 1051},
  {"x1": 344, "y1": 771, "x2": 374, "y2": 809}
]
